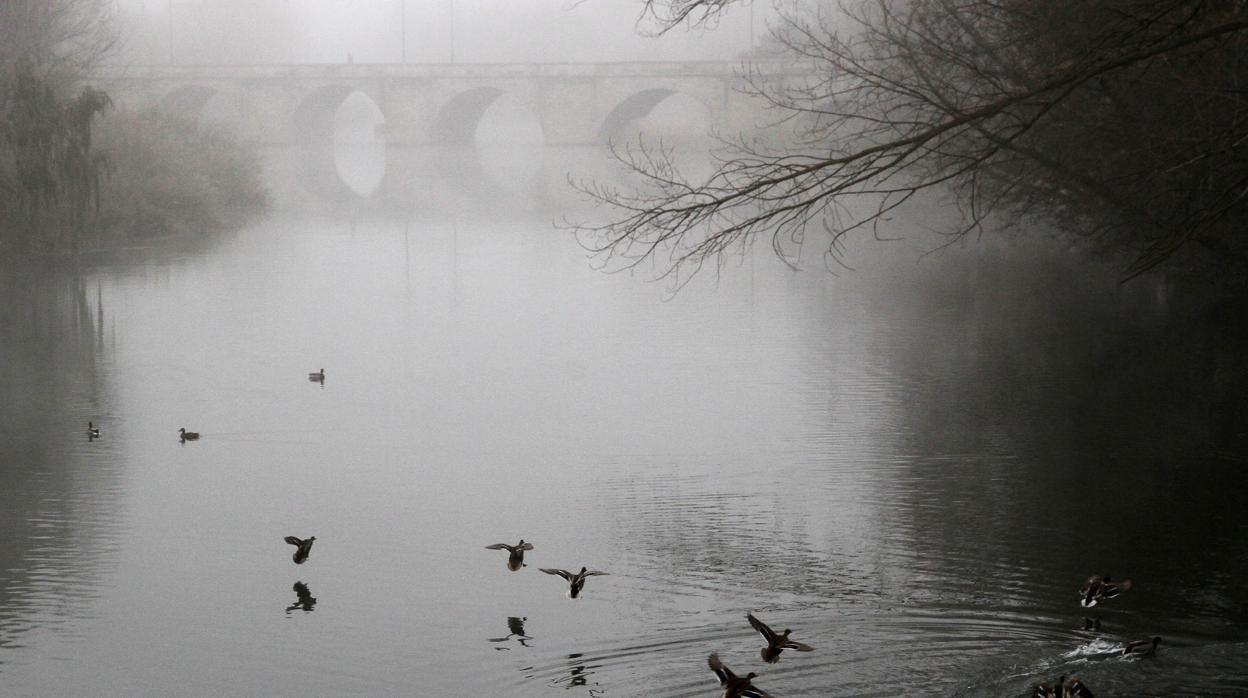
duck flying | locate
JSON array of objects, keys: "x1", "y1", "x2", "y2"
[
  {"x1": 1123, "y1": 636, "x2": 1161, "y2": 656},
  {"x1": 87, "y1": 421, "x2": 101, "y2": 439},
  {"x1": 1062, "y1": 677, "x2": 1095, "y2": 697},
  {"x1": 285, "y1": 535, "x2": 316, "y2": 564},
  {"x1": 747, "y1": 612, "x2": 814, "y2": 663},
  {"x1": 178, "y1": 427, "x2": 200, "y2": 441},
  {"x1": 539, "y1": 566, "x2": 607, "y2": 599},
  {"x1": 1080, "y1": 574, "x2": 1132, "y2": 608},
  {"x1": 484, "y1": 540, "x2": 534, "y2": 571},
  {"x1": 708, "y1": 653, "x2": 770, "y2": 698},
  {"x1": 308, "y1": 369, "x2": 325, "y2": 383}
]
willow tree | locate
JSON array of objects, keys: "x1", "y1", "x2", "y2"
[
  {"x1": 576, "y1": 1, "x2": 1248, "y2": 285},
  {"x1": 1, "y1": 0, "x2": 116, "y2": 251}
]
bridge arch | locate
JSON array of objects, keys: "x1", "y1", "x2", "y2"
[
  {"x1": 160, "y1": 85, "x2": 219, "y2": 116},
  {"x1": 598, "y1": 88, "x2": 713, "y2": 144},
  {"x1": 156, "y1": 84, "x2": 261, "y2": 141},
  {"x1": 430, "y1": 87, "x2": 508, "y2": 145},
  {"x1": 426, "y1": 87, "x2": 546, "y2": 197},
  {"x1": 291, "y1": 84, "x2": 387, "y2": 199}
]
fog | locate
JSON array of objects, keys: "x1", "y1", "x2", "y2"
[
  {"x1": 5, "y1": 2, "x2": 1247, "y2": 697},
  {"x1": 116, "y1": 0, "x2": 768, "y2": 65}
]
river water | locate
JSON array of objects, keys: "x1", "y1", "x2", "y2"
[{"x1": 2, "y1": 202, "x2": 1247, "y2": 696}]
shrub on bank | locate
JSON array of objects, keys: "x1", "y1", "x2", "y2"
[{"x1": 94, "y1": 108, "x2": 269, "y2": 243}]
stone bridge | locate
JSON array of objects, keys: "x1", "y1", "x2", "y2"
[{"x1": 93, "y1": 60, "x2": 797, "y2": 148}]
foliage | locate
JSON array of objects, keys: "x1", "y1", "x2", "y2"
[
  {"x1": 1, "y1": 60, "x2": 112, "y2": 251},
  {"x1": 0, "y1": 0, "x2": 117, "y2": 81},
  {"x1": 0, "y1": 0, "x2": 267, "y2": 254},
  {"x1": 93, "y1": 108, "x2": 269, "y2": 242},
  {"x1": 0, "y1": 0, "x2": 117, "y2": 253},
  {"x1": 579, "y1": 0, "x2": 1248, "y2": 288}
]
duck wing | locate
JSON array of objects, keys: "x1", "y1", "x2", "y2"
[
  {"x1": 1063, "y1": 677, "x2": 1095, "y2": 697},
  {"x1": 516, "y1": 542, "x2": 534, "y2": 551},
  {"x1": 741, "y1": 687, "x2": 772, "y2": 698},
  {"x1": 285, "y1": 536, "x2": 304, "y2": 546},
  {"x1": 707, "y1": 653, "x2": 735, "y2": 684},
  {"x1": 484, "y1": 543, "x2": 514, "y2": 551},
  {"x1": 1123, "y1": 636, "x2": 1160, "y2": 655},
  {"x1": 1102, "y1": 578, "x2": 1132, "y2": 597},
  {"x1": 540, "y1": 568, "x2": 573, "y2": 581},
  {"x1": 747, "y1": 613, "x2": 779, "y2": 643},
  {"x1": 781, "y1": 639, "x2": 814, "y2": 652},
  {"x1": 582, "y1": 570, "x2": 608, "y2": 577}
]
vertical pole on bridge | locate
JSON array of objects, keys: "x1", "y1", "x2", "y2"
[
  {"x1": 167, "y1": 0, "x2": 174, "y2": 64},
  {"x1": 449, "y1": 0, "x2": 456, "y2": 63},
  {"x1": 749, "y1": 2, "x2": 756, "y2": 51}
]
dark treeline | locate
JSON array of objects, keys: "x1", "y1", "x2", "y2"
[
  {"x1": 0, "y1": 0, "x2": 267, "y2": 257},
  {"x1": 584, "y1": 1, "x2": 1248, "y2": 295}
]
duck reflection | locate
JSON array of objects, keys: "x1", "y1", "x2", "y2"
[
  {"x1": 286, "y1": 581, "x2": 317, "y2": 613},
  {"x1": 554, "y1": 653, "x2": 600, "y2": 690},
  {"x1": 487, "y1": 616, "x2": 532, "y2": 649}
]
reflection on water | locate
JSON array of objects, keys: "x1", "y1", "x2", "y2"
[
  {"x1": 0, "y1": 265, "x2": 121, "y2": 662},
  {"x1": 286, "y1": 582, "x2": 317, "y2": 614},
  {"x1": 0, "y1": 215, "x2": 1245, "y2": 696},
  {"x1": 487, "y1": 616, "x2": 532, "y2": 649}
]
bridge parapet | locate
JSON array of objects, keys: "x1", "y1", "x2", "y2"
[{"x1": 88, "y1": 59, "x2": 812, "y2": 193}]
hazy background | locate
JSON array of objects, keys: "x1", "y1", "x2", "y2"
[
  {"x1": 4, "y1": 2, "x2": 1248, "y2": 696},
  {"x1": 114, "y1": 0, "x2": 771, "y2": 65}
]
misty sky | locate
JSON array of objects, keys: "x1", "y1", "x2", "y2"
[{"x1": 119, "y1": 0, "x2": 770, "y2": 64}]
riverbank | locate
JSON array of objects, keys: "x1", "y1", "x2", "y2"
[{"x1": 0, "y1": 107, "x2": 269, "y2": 258}]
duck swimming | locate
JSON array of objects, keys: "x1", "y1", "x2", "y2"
[
  {"x1": 285, "y1": 535, "x2": 316, "y2": 564},
  {"x1": 747, "y1": 613, "x2": 814, "y2": 663},
  {"x1": 87, "y1": 422, "x2": 100, "y2": 439},
  {"x1": 178, "y1": 428, "x2": 200, "y2": 441},
  {"x1": 484, "y1": 540, "x2": 534, "y2": 571},
  {"x1": 539, "y1": 566, "x2": 607, "y2": 599},
  {"x1": 707, "y1": 653, "x2": 770, "y2": 698},
  {"x1": 1080, "y1": 574, "x2": 1132, "y2": 608}
]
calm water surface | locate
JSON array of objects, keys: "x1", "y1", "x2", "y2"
[{"x1": 2, "y1": 213, "x2": 1247, "y2": 696}]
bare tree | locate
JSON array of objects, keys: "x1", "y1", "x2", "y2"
[
  {"x1": 0, "y1": 0, "x2": 117, "y2": 83},
  {"x1": 637, "y1": 0, "x2": 740, "y2": 33},
  {"x1": 575, "y1": 1, "x2": 1248, "y2": 285}
]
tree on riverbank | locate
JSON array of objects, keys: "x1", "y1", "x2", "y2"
[
  {"x1": 1, "y1": 0, "x2": 118, "y2": 252},
  {"x1": 1, "y1": 0, "x2": 268, "y2": 255},
  {"x1": 578, "y1": 0, "x2": 1248, "y2": 288}
]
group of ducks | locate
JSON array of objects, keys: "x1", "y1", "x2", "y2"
[
  {"x1": 483, "y1": 539, "x2": 608, "y2": 599},
  {"x1": 87, "y1": 390, "x2": 1161, "y2": 696},
  {"x1": 175, "y1": 371, "x2": 325, "y2": 442},
  {"x1": 484, "y1": 539, "x2": 814, "y2": 697},
  {"x1": 1032, "y1": 574, "x2": 1162, "y2": 697},
  {"x1": 88, "y1": 419, "x2": 201, "y2": 444}
]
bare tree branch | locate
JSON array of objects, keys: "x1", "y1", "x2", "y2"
[{"x1": 572, "y1": 0, "x2": 1248, "y2": 285}]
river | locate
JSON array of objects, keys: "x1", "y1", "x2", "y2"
[{"x1": 1, "y1": 195, "x2": 1247, "y2": 695}]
